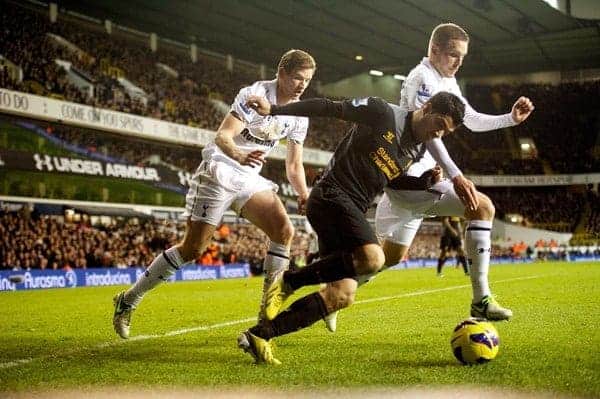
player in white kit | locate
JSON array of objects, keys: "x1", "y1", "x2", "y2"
[
  {"x1": 112, "y1": 50, "x2": 316, "y2": 339},
  {"x1": 323, "y1": 23, "x2": 534, "y2": 331}
]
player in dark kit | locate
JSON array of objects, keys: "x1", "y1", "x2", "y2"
[
  {"x1": 438, "y1": 216, "x2": 468, "y2": 276},
  {"x1": 236, "y1": 92, "x2": 467, "y2": 364}
]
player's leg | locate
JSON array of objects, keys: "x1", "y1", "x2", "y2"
[
  {"x1": 464, "y1": 193, "x2": 512, "y2": 320},
  {"x1": 113, "y1": 171, "x2": 227, "y2": 338},
  {"x1": 437, "y1": 243, "x2": 449, "y2": 276},
  {"x1": 240, "y1": 188, "x2": 294, "y2": 321},
  {"x1": 323, "y1": 193, "x2": 421, "y2": 332},
  {"x1": 240, "y1": 277, "x2": 357, "y2": 364},
  {"x1": 113, "y1": 219, "x2": 217, "y2": 339},
  {"x1": 321, "y1": 240, "x2": 406, "y2": 333},
  {"x1": 430, "y1": 187, "x2": 512, "y2": 320},
  {"x1": 262, "y1": 185, "x2": 383, "y2": 319},
  {"x1": 456, "y1": 243, "x2": 469, "y2": 275}
]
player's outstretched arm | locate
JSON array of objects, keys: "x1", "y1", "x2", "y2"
[
  {"x1": 246, "y1": 95, "x2": 386, "y2": 125},
  {"x1": 462, "y1": 96, "x2": 534, "y2": 132}
]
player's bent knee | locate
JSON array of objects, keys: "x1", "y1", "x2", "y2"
[
  {"x1": 382, "y1": 242, "x2": 409, "y2": 267},
  {"x1": 353, "y1": 244, "x2": 385, "y2": 275},
  {"x1": 177, "y1": 245, "x2": 200, "y2": 263},
  {"x1": 279, "y1": 221, "x2": 295, "y2": 244},
  {"x1": 335, "y1": 291, "x2": 355, "y2": 310},
  {"x1": 266, "y1": 214, "x2": 294, "y2": 245},
  {"x1": 322, "y1": 287, "x2": 356, "y2": 311}
]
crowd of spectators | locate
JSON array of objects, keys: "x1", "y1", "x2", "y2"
[
  {"x1": 1, "y1": 3, "x2": 599, "y2": 248},
  {"x1": 3, "y1": 112, "x2": 598, "y2": 233},
  {"x1": 465, "y1": 81, "x2": 600, "y2": 174},
  {"x1": 586, "y1": 188, "x2": 600, "y2": 237},
  {"x1": 2, "y1": 3, "x2": 599, "y2": 173},
  {"x1": 483, "y1": 186, "x2": 585, "y2": 232},
  {"x1": 0, "y1": 5, "x2": 238, "y2": 129},
  {"x1": 2, "y1": 201, "x2": 598, "y2": 273},
  {"x1": 0, "y1": 206, "x2": 313, "y2": 272}
]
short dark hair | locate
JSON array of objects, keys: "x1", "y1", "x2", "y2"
[{"x1": 427, "y1": 91, "x2": 465, "y2": 127}]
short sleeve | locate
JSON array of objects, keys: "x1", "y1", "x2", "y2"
[
  {"x1": 230, "y1": 83, "x2": 266, "y2": 124},
  {"x1": 287, "y1": 117, "x2": 309, "y2": 144}
]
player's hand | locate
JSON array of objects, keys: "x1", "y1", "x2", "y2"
[
  {"x1": 236, "y1": 150, "x2": 266, "y2": 168},
  {"x1": 511, "y1": 96, "x2": 534, "y2": 124},
  {"x1": 431, "y1": 165, "x2": 443, "y2": 183},
  {"x1": 452, "y1": 175, "x2": 478, "y2": 211},
  {"x1": 246, "y1": 96, "x2": 271, "y2": 116},
  {"x1": 297, "y1": 193, "x2": 309, "y2": 215}
]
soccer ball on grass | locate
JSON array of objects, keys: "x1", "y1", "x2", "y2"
[{"x1": 451, "y1": 318, "x2": 500, "y2": 365}]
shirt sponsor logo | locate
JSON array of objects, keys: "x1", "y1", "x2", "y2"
[
  {"x1": 240, "y1": 128, "x2": 277, "y2": 147},
  {"x1": 370, "y1": 146, "x2": 401, "y2": 181}
]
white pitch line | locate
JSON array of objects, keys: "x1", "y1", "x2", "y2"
[
  {"x1": 355, "y1": 274, "x2": 541, "y2": 305},
  {"x1": 0, "y1": 274, "x2": 539, "y2": 370}
]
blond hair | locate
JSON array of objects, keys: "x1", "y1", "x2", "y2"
[
  {"x1": 428, "y1": 23, "x2": 469, "y2": 56},
  {"x1": 277, "y1": 49, "x2": 316, "y2": 75}
]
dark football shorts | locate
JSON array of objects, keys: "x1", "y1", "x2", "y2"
[
  {"x1": 306, "y1": 183, "x2": 378, "y2": 257},
  {"x1": 440, "y1": 234, "x2": 463, "y2": 251}
]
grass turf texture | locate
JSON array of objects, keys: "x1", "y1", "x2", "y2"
[{"x1": 0, "y1": 262, "x2": 598, "y2": 396}]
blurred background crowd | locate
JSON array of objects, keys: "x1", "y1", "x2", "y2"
[{"x1": 1, "y1": 2, "x2": 598, "y2": 272}]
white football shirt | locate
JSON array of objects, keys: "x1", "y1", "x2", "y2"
[
  {"x1": 202, "y1": 79, "x2": 308, "y2": 175},
  {"x1": 400, "y1": 57, "x2": 516, "y2": 177}
]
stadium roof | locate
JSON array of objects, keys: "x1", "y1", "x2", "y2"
[{"x1": 56, "y1": 0, "x2": 600, "y2": 82}]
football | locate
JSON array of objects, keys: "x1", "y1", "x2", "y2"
[{"x1": 451, "y1": 318, "x2": 500, "y2": 365}]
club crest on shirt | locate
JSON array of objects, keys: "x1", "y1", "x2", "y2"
[
  {"x1": 417, "y1": 83, "x2": 431, "y2": 98},
  {"x1": 238, "y1": 101, "x2": 252, "y2": 116},
  {"x1": 382, "y1": 131, "x2": 395, "y2": 144}
]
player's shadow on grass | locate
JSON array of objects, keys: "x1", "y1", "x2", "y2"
[{"x1": 281, "y1": 339, "x2": 458, "y2": 368}]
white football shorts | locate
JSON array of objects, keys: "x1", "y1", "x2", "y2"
[
  {"x1": 183, "y1": 159, "x2": 278, "y2": 225},
  {"x1": 375, "y1": 179, "x2": 465, "y2": 246}
]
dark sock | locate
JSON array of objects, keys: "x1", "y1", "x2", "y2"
[
  {"x1": 250, "y1": 292, "x2": 328, "y2": 340},
  {"x1": 437, "y1": 257, "x2": 446, "y2": 274},
  {"x1": 284, "y1": 252, "x2": 355, "y2": 291},
  {"x1": 458, "y1": 255, "x2": 468, "y2": 273}
]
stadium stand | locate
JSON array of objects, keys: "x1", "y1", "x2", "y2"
[
  {"x1": 2, "y1": 1, "x2": 597, "y2": 172},
  {"x1": 0, "y1": 207, "x2": 312, "y2": 272},
  {"x1": 1, "y1": 1, "x2": 598, "y2": 272}
]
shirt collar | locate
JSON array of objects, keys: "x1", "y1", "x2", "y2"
[{"x1": 422, "y1": 57, "x2": 451, "y2": 83}]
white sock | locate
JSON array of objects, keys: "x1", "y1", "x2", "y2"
[
  {"x1": 466, "y1": 220, "x2": 492, "y2": 303},
  {"x1": 124, "y1": 247, "x2": 185, "y2": 307},
  {"x1": 263, "y1": 241, "x2": 290, "y2": 275}
]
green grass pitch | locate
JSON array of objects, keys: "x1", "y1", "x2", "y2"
[{"x1": 1, "y1": 262, "x2": 598, "y2": 397}]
